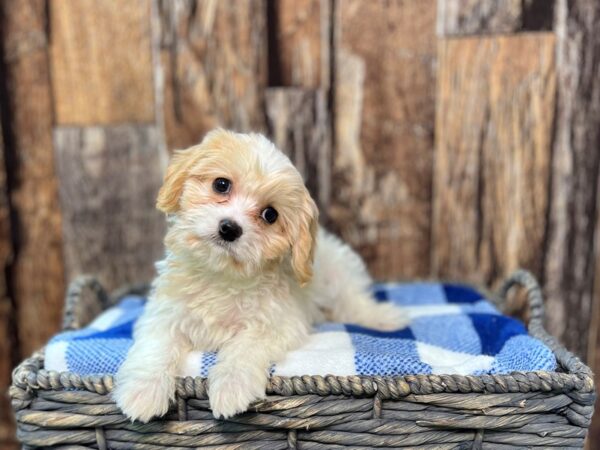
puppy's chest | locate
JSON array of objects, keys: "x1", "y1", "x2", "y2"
[{"x1": 182, "y1": 291, "x2": 267, "y2": 349}]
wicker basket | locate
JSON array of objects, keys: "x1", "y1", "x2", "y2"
[{"x1": 10, "y1": 270, "x2": 595, "y2": 449}]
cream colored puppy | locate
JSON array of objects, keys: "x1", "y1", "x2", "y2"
[{"x1": 113, "y1": 129, "x2": 408, "y2": 421}]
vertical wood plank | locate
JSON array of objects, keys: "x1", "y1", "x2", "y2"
[
  {"x1": 590, "y1": 224, "x2": 600, "y2": 446},
  {"x1": 478, "y1": 36, "x2": 555, "y2": 283},
  {"x1": 544, "y1": 0, "x2": 600, "y2": 360},
  {"x1": 437, "y1": 0, "x2": 555, "y2": 36},
  {"x1": 159, "y1": 0, "x2": 267, "y2": 150},
  {"x1": 1, "y1": 0, "x2": 66, "y2": 359},
  {"x1": 332, "y1": 0, "x2": 436, "y2": 279},
  {"x1": 0, "y1": 1, "x2": 63, "y2": 445},
  {"x1": 0, "y1": 108, "x2": 16, "y2": 450},
  {"x1": 266, "y1": 1, "x2": 332, "y2": 220},
  {"x1": 432, "y1": 34, "x2": 555, "y2": 287},
  {"x1": 547, "y1": 0, "x2": 600, "y2": 443},
  {"x1": 265, "y1": 88, "x2": 331, "y2": 214},
  {"x1": 49, "y1": 0, "x2": 155, "y2": 124},
  {"x1": 54, "y1": 126, "x2": 166, "y2": 291},
  {"x1": 545, "y1": 1, "x2": 600, "y2": 356},
  {"x1": 271, "y1": 0, "x2": 330, "y2": 88}
]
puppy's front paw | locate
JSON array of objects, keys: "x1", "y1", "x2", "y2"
[
  {"x1": 113, "y1": 372, "x2": 174, "y2": 423},
  {"x1": 208, "y1": 363, "x2": 267, "y2": 419},
  {"x1": 360, "y1": 303, "x2": 411, "y2": 331}
]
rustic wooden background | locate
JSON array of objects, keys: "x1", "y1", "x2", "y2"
[{"x1": 1, "y1": 0, "x2": 599, "y2": 447}]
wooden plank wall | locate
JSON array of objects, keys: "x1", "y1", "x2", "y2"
[{"x1": 1, "y1": 0, "x2": 600, "y2": 446}]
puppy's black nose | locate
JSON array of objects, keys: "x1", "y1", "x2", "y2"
[{"x1": 218, "y1": 219, "x2": 243, "y2": 242}]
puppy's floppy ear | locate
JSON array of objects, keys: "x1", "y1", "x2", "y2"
[
  {"x1": 156, "y1": 147, "x2": 198, "y2": 213},
  {"x1": 157, "y1": 129, "x2": 233, "y2": 213},
  {"x1": 291, "y1": 193, "x2": 319, "y2": 286}
]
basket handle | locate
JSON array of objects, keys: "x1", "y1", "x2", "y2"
[
  {"x1": 62, "y1": 276, "x2": 150, "y2": 331},
  {"x1": 497, "y1": 269, "x2": 593, "y2": 378},
  {"x1": 497, "y1": 269, "x2": 545, "y2": 331},
  {"x1": 62, "y1": 275, "x2": 110, "y2": 331}
]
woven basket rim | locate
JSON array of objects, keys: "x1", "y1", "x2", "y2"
[{"x1": 10, "y1": 270, "x2": 595, "y2": 405}]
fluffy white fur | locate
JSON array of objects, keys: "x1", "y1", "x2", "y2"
[{"x1": 113, "y1": 129, "x2": 409, "y2": 422}]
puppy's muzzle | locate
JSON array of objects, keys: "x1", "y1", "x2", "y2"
[{"x1": 218, "y1": 219, "x2": 243, "y2": 242}]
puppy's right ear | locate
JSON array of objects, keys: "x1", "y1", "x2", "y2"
[
  {"x1": 157, "y1": 129, "x2": 229, "y2": 213},
  {"x1": 156, "y1": 147, "x2": 197, "y2": 213}
]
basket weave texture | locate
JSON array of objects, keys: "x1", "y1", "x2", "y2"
[{"x1": 10, "y1": 270, "x2": 596, "y2": 449}]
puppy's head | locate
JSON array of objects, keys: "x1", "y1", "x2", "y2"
[{"x1": 158, "y1": 129, "x2": 318, "y2": 284}]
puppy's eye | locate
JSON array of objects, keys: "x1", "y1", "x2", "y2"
[
  {"x1": 261, "y1": 206, "x2": 278, "y2": 224},
  {"x1": 213, "y1": 178, "x2": 231, "y2": 194}
]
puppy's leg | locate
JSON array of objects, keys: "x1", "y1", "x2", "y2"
[
  {"x1": 113, "y1": 302, "x2": 188, "y2": 422},
  {"x1": 208, "y1": 320, "x2": 308, "y2": 419},
  {"x1": 312, "y1": 230, "x2": 410, "y2": 330}
]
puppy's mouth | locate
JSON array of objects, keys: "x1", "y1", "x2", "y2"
[
  {"x1": 211, "y1": 236, "x2": 237, "y2": 253},
  {"x1": 210, "y1": 236, "x2": 247, "y2": 267}
]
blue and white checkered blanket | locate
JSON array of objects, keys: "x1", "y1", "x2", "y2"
[{"x1": 45, "y1": 282, "x2": 556, "y2": 377}]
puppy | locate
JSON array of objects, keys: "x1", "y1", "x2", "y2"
[{"x1": 113, "y1": 129, "x2": 409, "y2": 421}]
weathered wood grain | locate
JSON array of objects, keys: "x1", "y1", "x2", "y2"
[
  {"x1": 53, "y1": 126, "x2": 166, "y2": 291},
  {"x1": 0, "y1": 11, "x2": 14, "y2": 450},
  {"x1": 49, "y1": 0, "x2": 155, "y2": 125},
  {"x1": 332, "y1": 0, "x2": 436, "y2": 279},
  {"x1": 270, "y1": 0, "x2": 330, "y2": 88},
  {"x1": 159, "y1": 0, "x2": 267, "y2": 150},
  {"x1": 1, "y1": 0, "x2": 599, "y2": 446},
  {"x1": 0, "y1": 1, "x2": 64, "y2": 445},
  {"x1": 265, "y1": 88, "x2": 331, "y2": 216},
  {"x1": 546, "y1": 1, "x2": 600, "y2": 441},
  {"x1": 591, "y1": 231, "x2": 600, "y2": 447},
  {"x1": 0, "y1": 101, "x2": 16, "y2": 450},
  {"x1": 432, "y1": 34, "x2": 555, "y2": 289},
  {"x1": 437, "y1": 0, "x2": 554, "y2": 36},
  {"x1": 1, "y1": 0, "x2": 66, "y2": 358},
  {"x1": 266, "y1": 1, "x2": 332, "y2": 220},
  {"x1": 545, "y1": 0, "x2": 600, "y2": 360}
]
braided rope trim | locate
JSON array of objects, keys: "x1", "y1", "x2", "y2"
[
  {"x1": 10, "y1": 270, "x2": 595, "y2": 411},
  {"x1": 10, "y1": 350, "x2": 594, "y2": 413}
]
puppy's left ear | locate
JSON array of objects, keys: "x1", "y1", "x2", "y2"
[
  {"x1": 291, "y1": 193, "x2": 319, "y2": 286},
  {"x1": 156, "y1": 147, "x2": 198, "y2": 213}
]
